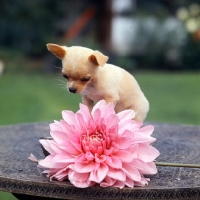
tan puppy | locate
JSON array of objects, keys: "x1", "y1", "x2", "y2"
[{"x1": 47, "y1": 43, "x2": 149, "y2": 121}]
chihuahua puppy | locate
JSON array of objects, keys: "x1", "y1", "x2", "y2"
[{"x1": 47, "y1": 43, "x2": 149, "y2": 121}]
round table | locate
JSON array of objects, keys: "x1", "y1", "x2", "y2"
[{"x1": 0, "y1": 122, "x2": 200, "y2": 200}]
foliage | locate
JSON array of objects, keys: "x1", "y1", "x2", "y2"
[
  {"x1": 0, "y1": 0, "x2": 101, "y2": 58},
  {"x1": 181, "y1": 34, "x2": 200, "y2": 70},
  {"x1": 116, "y1": 1, "x2": 200, "y2": 70},
  {"x1": 1, "y1": 0, "x2": 200, "y2": 71},
  {"x1": 0, "y1": 0, "x2": 87, "y2": 57}
]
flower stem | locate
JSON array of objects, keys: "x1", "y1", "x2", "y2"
[{"x1": 155, "y1": 162, "x2": 200, "y2": 168}]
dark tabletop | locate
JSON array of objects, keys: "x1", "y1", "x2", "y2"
[{"x1": 0, "y1": 122, "x2": 200, "y2": 200}]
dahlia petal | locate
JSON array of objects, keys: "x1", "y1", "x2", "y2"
[
  {"x1": 49, "y1": 122, "x2": 63, "y2": 132},
  {"x1": 134, "y1": 177, "x2": 149, "y2": 186},
  {"x1": 65, "y1": 136, "x2": 83, "y2": 153},
  {"x1": 39, "y1": 139, "x2": 63, "y2": 154},
  {"x1": 68, "y1": 170, "x2": 89, "y2": 182},
  {"x1": 97, "y1": 146, "x2": 103, "y2": 155},
  {"x1": 110, "y1": 141, "x2": 119, "y2": 152},
  {"x1": 43, "y1": 168, "x2": 60, "y2": 176},
  {"x1": 75, "y1": 153, "x2": 86, "y2": 162},
  {"x1": 89, "y1": 163, "x2": 108, "y2": 183},
  {"x1": 38, "y1": 155, "x2": 68, "y2": 169},
  {"x1": 105, "y1": 114, "x2": 119, "y2": 131},
  {"x1": 96, "y1": 163, "x2": 109, "y2": 182},
  {"x1": 119, "y1": 129, "x2": 133, "y2": 139},
  {"x1": 52, "y1": 154, "x2": 75, "y2": 163},
  {"x1": 59, "y1": 120, "x2": 75, "y2": 134},
  {"x1": 122, "y1": 163, "x2": 141, "y2": 181},
  {"x1": 118, "y1": 136, "x2": 130, "y2": 149},
  {"x1": 107, "y1": 168, "x2": 126, "y2": 181},
  {"x1": 28, "y1": 153, "x2": 38, "y2": 162},
  {"x1": 113, "y1": 150, "x2": 134, "y2": 162},
  {"x1": 133, "y1": 159, "x2": 157, "y2": 174},
  {"x1": 100, "y1": 176, "x2": 116, "y2": 187},
  {"x1": 92, "y1": 108, "x2": 101, "y2": 125},
  {"x1": 111, "y1": 180, "x2": 126, "y2": 189},
  {"x1": 74, "y1": 161, "x2": 95, "y2": 173},
  {"x1": 92, "y1": 99, "x2": 106, "y2": 113},
  {"x1": 117, "y1": 109, "x2": 135, "y2": 122},
  {"x1": 50, "y1": 130, "x2": 69, "y2": 143},
  {"x1": 47, "y1": 143, "x2": 65, "y2": 154},
  {"x1": 77, "y1": 103, "x2": 91, "y2": 123},
  {"x1": 93, "y1": 100, "x2": 111, "y2": 113},
  {"x1": 51, "y1": 166, "x2": 71, "y2": 181},
  {"x1": 62, "y1": 110, "x2": 78, "y2": 127},
  {"x1": 106, "y1": 156, "x2": 122, "y2": 169},
  {"x1": 140, "y1": 125, "x2": 154, "y2": 136},
  {"x1": 95, "y1": 154, "x2": 106, "y2": 163},
  {"x1": 75, "y1": 113, "x2": 87, "y2": 132},
  {"x1": 104, "y1": 147, "x2": 114, "y2": 156},
  {"x1": 92, "y1": 100, "x2": 115, "y2": 119},
  {"x1": 70, "y1": 180, "x2": 92, "y2": 188},
  {"x1": 85, "y1": 152, "x2": 95, "y2": 161},
  {"x1": 137, "y1": 144, "x2": 160, "y2": 162},
  {"x1": 145, "y1": 162, "x2": 158, "y2": 174},
  {"x1": 118, "y1": 120, "x2": 142, "y2": 134},
  {"x1": 101, "y1": 102, "x2": 116, "y2": 118},
  {"x1": 124, "y1": 176, "x2": 134, "y2": 188},
  {"x1": 54, "y1": 165, "x2": 71, "y2": 173},
  {"x1": 90, "y1": 145, "x2": 98, "y2": 155},
  {"x1": 68, "y1": 170, "x2": 91, "y2": 188},
  {"x1": 59, "y1": 141, "x2": 81, "y2": 155},
  {"x1": 53, "y1": 171, "x2": 68, "y2": 181},
  {"x1": 131, "y1": 132, "x2": 156, "y2": 144}
]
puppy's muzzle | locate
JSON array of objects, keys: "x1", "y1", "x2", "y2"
[{"x1": 69, "y1": 87, "x2": 77, "y2": 93}]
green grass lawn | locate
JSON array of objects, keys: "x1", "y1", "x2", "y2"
[
  {"x1": 135, "y1": 71, "x2": 200, "y2": 125},
  {"x1": 0, "y1": 71, "x2": 200, "y2": 199},
  {"x1": 1, "y1": 71, "x2": 199, "y2": 126},
  {"x1": 0, "y1": 73, "x2": 82, "y2": 125}
]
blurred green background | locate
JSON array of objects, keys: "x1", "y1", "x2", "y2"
[{"x1": 0, "y1": 0, "x2": 200, "y2": 199}]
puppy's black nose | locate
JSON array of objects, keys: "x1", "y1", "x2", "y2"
[{"x1": 69, "y1": 88, "x2": 77, "y2": 93}]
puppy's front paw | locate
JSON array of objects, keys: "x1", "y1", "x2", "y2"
[{"x1": 82, "y1": 96, "x2": 94, "y2": 113}]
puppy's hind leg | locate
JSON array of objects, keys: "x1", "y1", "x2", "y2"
[
  {"x1": 133, "y1": 112, "x2": 147, "y2": 122},
  {"x1": 129, "y1": 104, "x2": 149, "y2": 122}
]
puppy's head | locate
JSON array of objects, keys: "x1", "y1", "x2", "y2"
[{"x1": 47, "y1": 43, "x2": 108, "y2": 94}]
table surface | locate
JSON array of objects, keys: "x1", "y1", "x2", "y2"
[{"x1": 0, "y1": 122, "x2": 200, "y2": 200}]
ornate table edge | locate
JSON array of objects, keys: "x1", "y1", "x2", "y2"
[
  {"x1": 0, "y1": 176, "x2": 200, "y2": 200},
  {"x1": 1, "y1": 122, "x2": 200, "y2": 200}
]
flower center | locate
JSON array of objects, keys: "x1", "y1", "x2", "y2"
[
  {"x1": 81, "y1": 128, "x2": 108, "y2": 155},
  {"x1": 90, "y1": 132, "x2": 103, "y2": 143}
]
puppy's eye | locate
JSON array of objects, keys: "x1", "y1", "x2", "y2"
[
  {"x1": 81, "y1": 77, "x2": 90, "y2": 82},
  {"x1": 62, "y1": 74, "x2": 68, "y2": 79}
]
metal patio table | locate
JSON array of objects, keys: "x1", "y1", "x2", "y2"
[{"x1": 0, "y1": 122, "x2": 200, "y2": 200}]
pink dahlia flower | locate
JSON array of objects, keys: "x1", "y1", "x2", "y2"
[{"x1": 37, "y1": 100, "x2": 159, "y2": 188}]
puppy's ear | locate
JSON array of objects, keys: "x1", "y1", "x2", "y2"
[
  {"x1": 88, "y1": 51, "x2": 108, "y2": 67},
  {"x1": 46, "y1": 43, "x2": 66, "y2": 60}
]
